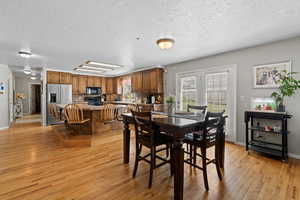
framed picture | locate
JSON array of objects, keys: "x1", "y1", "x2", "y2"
[{"x1": 253, "y1": 61, "x2": 291, "y2": 88}]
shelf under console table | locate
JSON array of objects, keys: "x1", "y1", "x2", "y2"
[{"x1": 244, "y1": 111, "x2": 292, "y2": 161}]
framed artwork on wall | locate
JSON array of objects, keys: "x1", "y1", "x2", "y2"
[{"x1": 253, "y1": 61, "x2": 291, "y2": 88}]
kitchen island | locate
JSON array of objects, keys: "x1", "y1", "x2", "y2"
[{"x1": 56, "y1": 104, "x2": 126, "y2": 134}]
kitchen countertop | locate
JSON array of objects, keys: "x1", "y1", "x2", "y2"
[{"x1": 104, "y1": 101, "x2": 163, "y2": 105}]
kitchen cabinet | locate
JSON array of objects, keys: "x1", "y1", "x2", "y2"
[
  {"x1": 105, "y1": 78, "x2": 114, "y2": 94},
  {"x1": 142, "y1": 70, "x2": 151, "y2": 93},
  {"x1": 60, "y1": 72, "x2": 72, "y2": 84},
  {"x1": 150, "y1": 68, "x2": 164, "y2": 94},
  {"x1": 101, "y1": 77, "x2": 106, "y2": 94},
  {"x1": 78, "y1": 75, "x2": 88, "y2": 94},
  {"x1": 95, "y1": 77, "x2": 102, "y2": 88},
  {"x1": 47, "y1": 71, "x2": 60, "y2": 84},
  {"x1": 113, "y1": 77, "x2": 122, "y2": 94},
  {"x1": 72, "y1": 74, "x2": 80, "y2": 95},
  {"x1": 131, "y1": 72, "x2": 143, "y2": 93}
]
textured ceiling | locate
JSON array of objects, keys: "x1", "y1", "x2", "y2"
[{"x1": 1, "y1": 0, "x2": 300, "y2": 76}]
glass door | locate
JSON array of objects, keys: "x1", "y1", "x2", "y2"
[{"x1": 176, "y1": 65, "x2": 236, "y2": 142}]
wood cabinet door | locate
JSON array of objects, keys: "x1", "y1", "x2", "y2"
[
  {"x1": 87, "y1": 76, "x2": 95, "y2": 87},
  {"x1": 101, "y1": 77, "x2": 106, "y2": 94},
  {"x1": 72, "y1": 75, "x2": 79, "y2": 94},
  {"x1": 106, "y1": 78, "x2": 114, "y2": 94},
  {"x1": 142, "y1": 70, "x2": 151, "y2": 93},
  {"x1": 47, "y1": 71, "x2": 60, "y2": 84},
  {"x1": 78, "y1": 75, "x2": 88, "y2": 94},
  {"x1": 59, "y1": 72, "x2": 72, "y2": 84},
  {"x1": 132, "y1": 72, "x2": 143, "y2": 92},
  {"x1": 94, "y1": 77, "x2": 102, "y2": 88},
  {"x1": 149, "y1": 68, "x2": 164, "y2": 94}
]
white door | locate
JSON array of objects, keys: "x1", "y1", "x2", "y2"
[{"x1": 176, "y1": 65, "x2": 237, "y2": 142}]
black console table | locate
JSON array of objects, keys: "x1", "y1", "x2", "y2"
[{"x1": 244, "y1": 111, "x2": 292, "y2": 161}]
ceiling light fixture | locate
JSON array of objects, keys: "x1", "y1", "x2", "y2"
[
  {"x1": 24, "y1": 66, "x2": 32, "y2": 74},
  {"x1": 81, "y1": 65, "x2": 113, "y2": 71},
  {"x1": 30, "y1": 76, "x2": 37, "y2": 80},
  {"x1": 86, "y1": 61, "x2": 122, "y2": 68},
  {"x1": 156, "y1": 38, "x2": 175, "y2": 49},
  {"x1": 74, "y1": 68, "x2": 105, "y2": 74},
  {"x1": 18, "y1": 51, "x2": 32, "y2": 58}
]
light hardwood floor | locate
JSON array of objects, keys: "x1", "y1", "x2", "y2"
[{"x1": 0, "y1": 122, "x2": 299, "y2": 200}]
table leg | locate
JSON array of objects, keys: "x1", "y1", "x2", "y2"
[
  {"x1": 172, "y1": 141, "x2": 184, "y2": 200},
  {"x1": 91, "y1": 111, "x2": 97, "y2": 134},
  {"x1": 219, "y1": 129, "x2": 225, "y2": 168},
  {"x1": 123, "y1": 120, "x2": 130, "y2": 164}
]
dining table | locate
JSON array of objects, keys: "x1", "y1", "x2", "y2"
[{"x1": 121, "y1": 111, "x2": 225, "y2": 200}]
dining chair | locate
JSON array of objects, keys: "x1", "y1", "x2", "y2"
[
  {"x1": 64, "y1": 104, "x2": 90, "y2": 135},
  {"x1": 187, "y1": 104, "x2": 207, "y2": 113},
  {"x1": 183, "y1": 110, "x2": 226, "y2": 191},
  {"x1": 131, "y1": 110, "x2": 172, "y2": 188},
  {"x1": 137, "y1": 104, "x2": 153, "y2": 112}
]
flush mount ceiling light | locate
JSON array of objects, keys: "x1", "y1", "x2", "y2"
[
  {"x1": 30, "y1": 76, "x2": 37, "y2": 80},
  {"x1": 86, "y1": 61, "x2": 122, "y2": 69},
  {"x1": 156, "y1": 38, "x2": 175, "y2": 49},
  {"x1": 81, "y1": 65, "x2": 113, "y2": 71},
  {"x1": 24, "y1": 66, "x2": 32, "y2": 74},
  {"x1": 18, "y1": 51, "x2": 32, "y2": 58},
  {"x1": 74, "y1": 67, "x2": 105, "y2": 74}
]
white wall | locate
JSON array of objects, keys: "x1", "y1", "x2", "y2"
[
  {"x1": 165, "y1": 36, "x2": 300, "y2": 157},
  {"x1": 0, "y1": 64, "x2": 12, "y2": 129},
  {"x1": 14, "y1": 76, "x2": 40, "y2": 114}
]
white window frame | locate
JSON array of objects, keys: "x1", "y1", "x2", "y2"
[{"x1": 176, "y1": 64, "x2": 237, "y2": 142}]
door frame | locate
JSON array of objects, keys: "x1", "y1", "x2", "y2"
[
  {"x1": 28, "y1": 83, "x2": 42, "y2": 115},
  {"x1": 176, "y1": 64, "x2": 237, "y2": 143}
]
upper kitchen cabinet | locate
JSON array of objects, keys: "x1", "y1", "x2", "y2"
[
  {"x1": 114, "y1": 77, "x2": 122, "y2": 95},
  {"x1": 105, "y1": 78, "x2": 114, "y2": 94},
  {"x1": 131, "y1": 72, "x2": 143, "y2": 93},
  {"x1": 101, "y1": 77, "x2": 106, "y2": 94},
  {"x1": 72, "y1": 74, "x2": 80, "y2": 95},
  {"x1": 142, "y1": 70, "x2": 151, "y2": 93},
  {"x1": 47, "y1": 71, "x2": 72, "y2": 84},
  {"x1": 60, "y1": 72, "x2": 72, "y2": 84},
  {"x1": 149, "y1": 68, "x2": 164, "y2": 94},
  {"x1": 78, "y1": 75, "x2": 88, "y2": 94},
  {"x1": 47, "y1": 71, "x2": 60, "y2": 84}
]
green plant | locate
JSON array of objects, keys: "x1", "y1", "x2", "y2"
[
  {"x1": 166, "y1": 96, "x2": 175, "y2": 104},
  {"x1": 271, "y1": 70, "x2": 300, "y2": 105}
]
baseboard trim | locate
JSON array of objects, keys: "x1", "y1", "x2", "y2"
[
  {"x1": 234, "y1": 141, "x2": 300, "y2": 160},
  {"x1": 0, "y1": 126, "x2": 9, "y2": 130}
]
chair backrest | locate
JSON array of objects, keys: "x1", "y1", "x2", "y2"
[
  {"x1": 48, "y1": 103, "x2": 60, "y2": 120},
  {"x1": 187, "y1": 105, "x2": 207, "y2": 113},
  {"x1": 131, "y1": 110, "x2": 154, "y2": 138},
  {"x1": 153, "y1": 104, "x2": 165, "y2": 112},
  {"x1": 137, "y1": 104, "x2": 153, "y2": 112},
  {"x1": 126, "y1": 104, "x2": 138, "y2": 113},
  {"x1": 100, "y1": 104, "x2": 117, "y2": 121},
  {"x1": 64, "y1": 104, "x2": 85, "y2": 123}
]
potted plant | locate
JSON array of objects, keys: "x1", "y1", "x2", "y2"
[
  {"x1": 165, "y1": 96, "x2": 175, "y2": 113},
  {"x1": 271, "y1": 70, "x2": 300, "y2": 112}
]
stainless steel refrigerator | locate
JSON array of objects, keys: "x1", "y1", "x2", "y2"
[{"x1": 47, "y1": 84, "x2": 72, "y2": 125}]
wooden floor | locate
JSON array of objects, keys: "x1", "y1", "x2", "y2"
[{"x1": 0, "y1": 122, "x2": 299, "y2": 200}]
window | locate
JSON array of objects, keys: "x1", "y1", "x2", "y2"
[
  {"x1": 205, "y1": 72, "x2": 228, "y2": 113},
  {"x1": 179, "y1": 76, "x2": 197, "y2": 111}
]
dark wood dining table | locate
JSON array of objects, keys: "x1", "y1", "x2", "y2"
[{"x1": 122, "y1": 112, "x2": 225, "y2": 200}]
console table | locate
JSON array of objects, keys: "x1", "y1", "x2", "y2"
[{"x1": 244, "y1": 111, "x2": 292, "y2": 161}]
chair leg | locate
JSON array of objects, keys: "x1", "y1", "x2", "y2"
[
  {"x1": 193, "y1": 145, "x2": 197, "y2": 166},
  {"x1": 166, "y1": 144, "x2": 169, "y2": 158},
  {"x1": 201, "y1": 146, "x2": 209, "y2": 191},
  {"x1": 189, "y1": 143, "x2": 193, "y2": 164},
  {"x1": 215, "y1": 145, "x2": 223, "y2": 181},
  {"x1": 149, "y1": 146, "x2": 155, "y2": 188},
  {"x1": 133, "y1": 143, "x2": 141, "y2": 178}
]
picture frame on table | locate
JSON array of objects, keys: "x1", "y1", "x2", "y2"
[{"x1": 253, "y1": 60, "x2": 291, "y2": 88}]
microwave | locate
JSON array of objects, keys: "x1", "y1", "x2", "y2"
[{"x1": 86, "y1": 87, "x2": 101, "y2": 95}]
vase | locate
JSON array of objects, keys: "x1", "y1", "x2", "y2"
[
  {"x1": 167, "y1": 103, "x2": 174, "y2": 114},
  {"x1": 276, "y1": 104, "x2": 285, "y2": 112}
]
